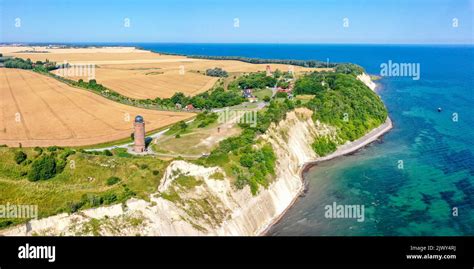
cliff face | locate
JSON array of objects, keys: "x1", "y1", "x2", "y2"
[
  {"x1": 357, "y1": 73, "x2": 377, "y2": 91},
  {"x1": 1, "y1": 108, "x2": 329, "y2": 236}
]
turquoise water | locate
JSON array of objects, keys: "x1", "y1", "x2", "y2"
[{"x1": 72, "y1": 43, "x2": 474, "y2": 235}]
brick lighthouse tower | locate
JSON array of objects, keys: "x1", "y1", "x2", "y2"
[{"x1": 133, "y1": 115, "x2": 146, "y2": 153}]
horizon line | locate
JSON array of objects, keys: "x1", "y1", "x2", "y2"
[{"x1": 1, "y1": 41, "x2": 473, "y2": 46}]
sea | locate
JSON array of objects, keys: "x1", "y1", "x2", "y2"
[{"x1": 79, "y1": 43, "x2": 474, "y2": 235}]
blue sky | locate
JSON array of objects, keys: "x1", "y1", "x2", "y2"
[{"x1": 0, "y1": 0, "x2": 472, "y2": 44}]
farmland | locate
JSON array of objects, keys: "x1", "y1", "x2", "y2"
[
  {"x1": 1, "y1": 46, "x2": 326, "y2": 99},
  {"x1": 0, "y1": 68, "x2": 194, "y2": 147}
]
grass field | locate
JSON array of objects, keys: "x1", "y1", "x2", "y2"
[
  {"x1": 1, "y1": 46, "x2": 327, "y2": 99},
  {"x1": 295, "y1": 94, "x2": 315, "y2": 104},
  {"x1": 153, "y1": 118, "x2": 241, "y2": 156},
  {"x1": 253, "y1": 88, "x2": 273, "y2": 100},
  {"x1": 0, "y1": 68, "x2": 194, "y2": 147},
  {"x1": 0, "y1": 147, "x2": 169, "y2": 228}
]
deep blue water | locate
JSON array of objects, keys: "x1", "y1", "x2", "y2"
[{"x1": 74, "y1": 43, "x2": 474, "y2": 235}]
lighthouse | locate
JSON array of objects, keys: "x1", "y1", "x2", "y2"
[{"x1": 133, "y1": 115, "x2": 146, "y2": 153}]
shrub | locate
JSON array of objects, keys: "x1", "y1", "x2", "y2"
[
  {"x1": 33, "y1": 146, "x2": 43, "y2": 156},
  {"x1": 102, "y1": 193, "x2": 118, "y2": 204},
  {"x1": 14, "y1": 151, "x2": 27, "y2": 164},
  {"x1": 152, "y1": 170, "x2": 160, "y2": 176},
  {"x1": 56, "y1": 149, "x2": 76, "y2": 173},
  {"x1": 206, "y1": 67, "x2": 228, "y2": 77},
  {"x1": 28, "y1": 155, "x2": 57, "y2": 181},
  {"x1": 68, "y1": 201, "x2": 85, "y2": 213},
  {"x1": 210, "y1": 172, "x2": 225, "y2": 180},
  {"x1": 0, "y1": 220, "x2": 13, "y2": 229},
  {"x1": 263, "y1": 96, "x2": 271, "y2": 102},
  {"x1": 47, "y1": 146, "x2": 61, "y2": 152},
  {"x1": 312, "y1": 137, "x2": 337, "y2": 157},
  {"x1": 106, "y1": 176, "x2": 121, "y2": 186},
  {"x1": 275, "y1": 92, "x2": 288, "y2": 98}
]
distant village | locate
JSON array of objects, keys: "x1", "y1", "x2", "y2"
[{"x1": 242, "y1": 65, "x2": 294, "y2": 103}]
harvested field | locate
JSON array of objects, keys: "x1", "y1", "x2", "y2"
[
  {"x1": 2, "y1": 46, "x2": 330, "y2": 99},
  {"x1": 0, "y1": 68, "x2": 194, "y2": 147}
]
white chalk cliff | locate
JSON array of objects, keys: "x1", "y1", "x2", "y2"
[{"x1": 357, "y1": 73, "x2": 377, "y2": 91}]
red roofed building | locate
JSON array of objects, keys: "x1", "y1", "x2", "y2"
[{"x1": 266, "y1": 65, "x2": 272, "y2": 76}]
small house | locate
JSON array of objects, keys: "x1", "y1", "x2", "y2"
[{"x1": 243, "y1": 89, "x2": 253, "y2": 98}]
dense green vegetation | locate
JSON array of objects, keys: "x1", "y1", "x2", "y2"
[
  {"x1": 166, "y1": 87, "x2": 245, "y2": 109},
  {"x1": 236, "y1": 72, "x2": 277, "y2": 89},
  {"x1": 312, "y1": 137, "x2": 337, "y2": 157},
  {"x1": 195, "y1": 111, "x2": 218, "y2": 128},
  {"x1": 293, "y1": 63, "x2": 387, "y2": 155},
  {"x1": 334, "y1": 63, "x2": 364, "y2": 75},
  {"x1": 28, "y1": 155, "x2": 57, "y2": 181},
  {"x1": 4, "y1": 57, "x2": 33, "y2": 69},
  {"x1": 106, "y1": 176, "x2": 121, "y2": 186},
  {"x1": 277, "y1": 80, "x2": 290, "y2": 89},
  {"x1": 205, "y1": 67, "x2": 228, "y2": 77},
  {"x1": 275, "y1": 91, "x2": 288, "y2": 98},
  {"x1": 14, "y1": 151, "x2": 27, "y2": 164},
  {"x1": 4, "y1": 57, "x2": 58, "y2": 71}
]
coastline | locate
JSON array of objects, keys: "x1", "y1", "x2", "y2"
[{"x1": 260, "y1": 116, "x2": 393, "y2": 235}]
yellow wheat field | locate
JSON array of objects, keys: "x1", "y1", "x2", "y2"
[
  {"x1": 1, "y1": 46, "x2": 329, "y2": 99},
  {"x1": 0, "y1": 68, "x2": 194, "y2": 147}
]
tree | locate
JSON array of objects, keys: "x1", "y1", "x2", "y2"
[
  {"x1": 106, "y1": 176, "x2": 121, "y2": 186},
  {"x1": 276, "y1": 92, "x2": 288, "y2": 98},
  {"x1": 28, "y1": 155, "x2": 57, "y2": 181},
  {"x1": 206, "y1": 67, "x2": 228, "y2": 77},
  {"x1": 14, "y1": 151, "x2": 27, "y2": 164},
  {"x1": 178, "y1": 121, "x2": 188, "y2": 131}
]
